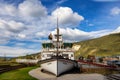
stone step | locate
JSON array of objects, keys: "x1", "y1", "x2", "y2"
[{"x1": 107, "y1": 74, "x2": 120, "y2": 80}]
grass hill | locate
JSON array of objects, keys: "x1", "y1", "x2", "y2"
[
  {"x1": 16, "y1": 52, "x2": 41, "y2": 59},
  {"x1": 73, "y1": 33, "x2": 120, "y2": 59}
]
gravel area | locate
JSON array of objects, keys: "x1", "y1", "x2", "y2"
[{"x1": 29, "y1": 68, "x2": 107, "y2": 80}]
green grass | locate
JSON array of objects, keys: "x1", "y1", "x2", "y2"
[
  {"x1": 0, "y1": 67, "x2": 38, "y2": 80},
  {"x1": 74, "y1": 33, "x2": 120, "y2": 58}
]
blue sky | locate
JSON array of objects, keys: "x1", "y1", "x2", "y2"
[{"x1": 0, "y1": 0, "x2": 120, "y2": 57}]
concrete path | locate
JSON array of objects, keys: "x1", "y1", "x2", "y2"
[{"x1": 29, "y1": 68, "x2": 107, "y2": 80}]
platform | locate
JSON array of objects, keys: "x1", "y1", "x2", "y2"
[{"x1": 29, "y1": 68, "x2": 107, "y2": 80}]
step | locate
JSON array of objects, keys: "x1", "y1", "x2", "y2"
[{"x1": 107, "y1": 74, "x2": 120, "y2": 80}]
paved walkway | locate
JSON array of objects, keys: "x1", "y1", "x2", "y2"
[{"x1": 29, "y1": 68, "x2": 107, "y2": 80}]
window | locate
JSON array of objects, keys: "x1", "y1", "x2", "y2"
[
  {"x1": 71, "y1": 54, "x2": 73, "y2": 57},
  {"x1": 63, "y1": 54, "x2": 68, "y2": 58},
  {"x1": 47, "y1": 54, "x2": 52, "y2": 57}
]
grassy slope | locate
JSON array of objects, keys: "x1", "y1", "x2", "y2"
[
  {"x1": 16, "y1": 52, "x2": 41, "y2": 59},
  {"x1": 0, "y1": 67, "x2": 37, "y2": 80},
  {"x1": 74, "y1": 33, "x2": 120, "y2": 58}
]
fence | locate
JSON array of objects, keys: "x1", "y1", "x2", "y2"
[{"x1": 0, "y1": 64, "x2": 26, "y2": 74}]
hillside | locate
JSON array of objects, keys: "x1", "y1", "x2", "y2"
[
  {"x1": 73, "y1": 33, "x2": 120, "y2": 58},
  {"x1": 16, "y1": 52, "x2": 41, "y2": 59}
]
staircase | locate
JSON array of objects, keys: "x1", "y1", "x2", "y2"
[{"x1": 106, "y1": 74, "x2": 120, "y2": 80}]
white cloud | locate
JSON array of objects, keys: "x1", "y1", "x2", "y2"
[
  {"x1": 90, "y1": 29, "x2": 112, "y2": 38},
  {"x1": 0, "y1": 3, "x2": 17, "y2": 16},
  {"x1": 18, "y1": 34, "x2": 26, "y2": 39},
  {"x1": 0, "y1": 46, "x2": 39, "y2": 57},
  {"x1": 0, "y1": 19, "x2": 26, "y2": 32},
  {"x1": 0, "y1": 1, "x2": 85, "y2": 43},
  {"x1": 0, "y1": 0, "x2": 47, "y2": 21},
  {"x1": 56, "y1": 0, "x2": 68, "y2": 4},
  {"x1": 0, "y1": 19, "x2": 26, "y2": 45},
  {"x1": 0, "y1": 19, "x2": 26, "y2": 38},
  {"x1": 12, "y1": 6, "x2": 85, "y2": 42},
  {"x1": 111, "y1": 7, "x2": 120, "y2": 15},
  {"x1": 7, "y1": 20, "x2": 26, "y2": 32},
  {"x1": 50, "y1": 7, "x2": 84, "y2": 27},
  {"x1": 51, "y1": 28, "x2": 112, "y2": 41},
  {"x1": 111, "y1": 26, "x2": 120, "y2": 33},
  {"x1": 36, "y1": 31, "x2": 50, "y2": 38},
  {"x1": 0, "y1": 39, "x2": 9, "y2": 44},
  {"x1": 18, "y1": 0, "x2": 47, "y2": 19}
]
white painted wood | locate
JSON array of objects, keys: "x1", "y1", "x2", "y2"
[
  {"x1": 41, "y1": 60, "x2": 57, "y2": 75},
  {"x1": 41, "y1": 59, "x2": 75, "y2": 76},
  {"x1": 57, "y1": 59, "x2": 75, "y2": 76}
]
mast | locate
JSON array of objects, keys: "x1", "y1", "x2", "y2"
[
  {"x1": 56, "y1": 17, "x2": 59, "y2": 56},
  {"x1": 56, "y1": 11, "x2": 59, "y2": 77}
]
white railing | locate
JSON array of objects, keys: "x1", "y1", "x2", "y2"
[{"x1": 42, "y1": 48, "x2": 74, "y2": 52}]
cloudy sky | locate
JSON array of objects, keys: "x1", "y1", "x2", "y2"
[{"x1": 0, "y1": 0, "x2": 120, "y2": 57}]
